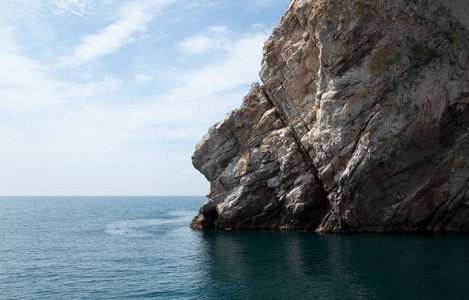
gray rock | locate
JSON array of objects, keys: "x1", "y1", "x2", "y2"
[{"x1": 190, "y1": 0, "x2": 469, "y2": 232}]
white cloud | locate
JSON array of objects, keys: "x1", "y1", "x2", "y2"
[
  {"x1": 0, "y1": 27, "x2": 64, "y2": 113},
  {"x1": 48, "y1": 0, "x2": 100, "y2": 17},
  {"x1": 133, "y1": 73, "x2": 154, "y2": 85},
  {"x1": 0, "y1": 27, "x2": 19, "y2": 51},
  {"x1": 0, "y1": 0, "x2": 41, "y2": 23},
  {"x1": 208, "y1": 25, "x2": 228, "y2": 33},
  {"x1": 173, "y1": 29, "x2": 270, "y2": 100},
  {"x1": 252, "y1": 23, "x2": 265, "y2": 29},
  {"x1": 178, "y1": 35, "x2": 213, "y2": 55},
  {"x1": 177, "y1": 25, "x2": 230, "y2": 55},
  {"x1": 80, "y1": 71, "x2": 94, "y2": 79},
  {"x1": 251, "y1": 0, "x2": 282, "y2": 6},
  {"x1": 64, "y1": 75, "x2": 123, "y2": 101},
  {"x1": 57, "y1": 1, "x2": 159, "y2": 67},
  {"x1": 0, "y1": 28, "x2": 123, "y2": 115}
]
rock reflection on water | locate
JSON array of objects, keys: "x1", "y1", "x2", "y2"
[
  {"x1": 195, "y1": 232, "x2": 372, "y2": 299},
  {"x1": 194, "y1": 231, "x2": 469, "y2": 299}
]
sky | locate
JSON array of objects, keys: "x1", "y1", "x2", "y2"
[{"x1": 0, "y1": 0, "x2": 291, "y2": 196}]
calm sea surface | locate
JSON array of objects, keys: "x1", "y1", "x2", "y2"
[{"x1": 0, "y1": 196, "x2": 468, "y2": 299}]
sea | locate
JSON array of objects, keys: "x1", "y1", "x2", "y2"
[{"x1": 0, "y1": 196, "x2": 468, "y2": 299}]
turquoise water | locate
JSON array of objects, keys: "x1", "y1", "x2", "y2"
[{"x1": 0, "y1": 196, "x2": 468, "y2": 299}]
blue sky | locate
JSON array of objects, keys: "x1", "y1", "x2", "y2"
[{"x1": 0, "y1": 0, "x2": 290, "y2": 196}]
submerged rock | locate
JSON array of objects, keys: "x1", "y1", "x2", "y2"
[{"x1": 191, "y1": 0, "x2": 469, "y2": 232}]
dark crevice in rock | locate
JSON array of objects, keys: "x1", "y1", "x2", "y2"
[
  {"x1": 261, "y1": 88, "x2": 321, "y2": 178},
  {"x1": 261, "y1": 86, "x2": 330, "y2": 228},
  {"x1": 346, "y1": 111, "x2": 378, "y2": 180}
]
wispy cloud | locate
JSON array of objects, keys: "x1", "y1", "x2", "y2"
[
  {"x1": 48, "y1": 0, "x2": 101, "y2": 17},
  {"x1": 133, "y1": 73, "x2": 153, "y2": 85},
  {"x1": 173, "y1": 28, "x2": 270, "y2": 99},
  {"x1": 0, "y1": 0, "x2": 41, "y2": 23},
  {"x1": 0, "y1": 26, "x2": 20, "y2": 54},
  {"x1": 74, "y1": 75, "x2": 123, "y2": 96},
  {"x1": 249, "y1": 0, "x2": 285, "y2": 7},
  {"x1": 0, "y1": 27, "x2": 64, "y2": 113},
  {"x1": 57, "y1": 1, "x2": 162, "y2": 67},
  {"x1": 255, "y1": 0, "x2": 277, "y2": 5},
  {"x1": 177, "y1": 26, "x2": 229, "y2": 55}
]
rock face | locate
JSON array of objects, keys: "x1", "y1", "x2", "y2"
[{"x1": 191, "y1": 0, "x2": 469, "y2": 232}]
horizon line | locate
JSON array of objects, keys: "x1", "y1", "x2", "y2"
[{"x1": 0, "y1": 195, "x2": 207, "y2": 197}]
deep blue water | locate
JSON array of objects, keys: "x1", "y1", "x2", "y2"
[{"x1": 0, "y1": 196, "x2": 468, "y2": 299}]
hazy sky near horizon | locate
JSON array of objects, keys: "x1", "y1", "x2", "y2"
[{"x1": 0, "y1": 0, "x2": 291, "y2": 196}]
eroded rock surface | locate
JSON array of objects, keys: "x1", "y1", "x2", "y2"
[{"x1": 191, "y1": 0, "x2": 469, "y2": 232}]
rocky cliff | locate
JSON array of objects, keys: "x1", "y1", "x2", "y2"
[{"x1": 190, "y1": 0, "x2": 469, "y2": 232}]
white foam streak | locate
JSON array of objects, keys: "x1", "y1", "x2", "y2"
[{"x1": 105, "y1": 211, "x2": 193, "y2": 238}]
